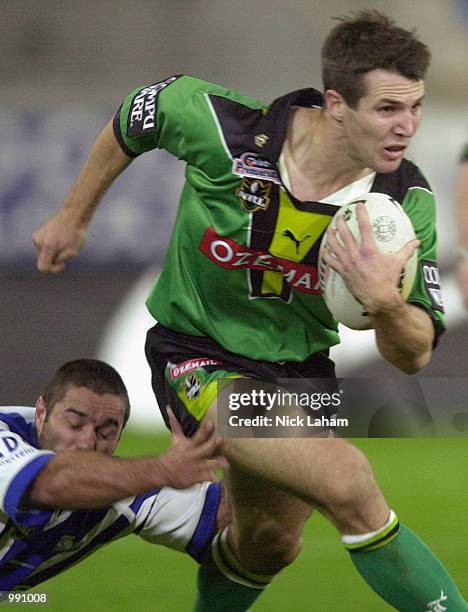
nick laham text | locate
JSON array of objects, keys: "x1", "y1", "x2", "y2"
[{"x1": 228, "y1": 415, "x2": 348, "y2": 428}]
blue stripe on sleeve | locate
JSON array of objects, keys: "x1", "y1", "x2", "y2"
[
  {"x1": 186, "y1": 482, "x2": 221, "y2": 562},
  {"x1": 4, "y1": 454, "x2": 55, "y2": 526},
  {"x1": 129, "y1": 489, "x2": 160, "y2": 515}
]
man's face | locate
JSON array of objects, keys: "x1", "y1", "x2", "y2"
[
  {"x1": 340, "y1": 69, "x2": 425, "y2": 174},
  {"x1": 35, "y1": 386, "x2": 126, "y2": 455}
]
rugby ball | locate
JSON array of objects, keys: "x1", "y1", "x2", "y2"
[{"x1": 318, "y1": 192, "x2": 418, "y2": 330}]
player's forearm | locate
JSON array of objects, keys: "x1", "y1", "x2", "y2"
[
  {"x1": 455, "y1": 162, "x2": 468, "y2": 250},
  {"x1": 371, "y1": 299, "x2": 434, "y2": 374},
  {"x1": 62, "y1": 121, "x2": 132, "y2": 226},
  {"x1": 27, "y1": 451, "x2": 173, "y2": 510}
]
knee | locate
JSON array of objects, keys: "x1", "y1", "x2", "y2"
[
  {"x1": 318, "y1": 443, "x2": 383, "y2": 525},
  {"x1": 262, "y1": 529, "x2": 303, "y2": 571},
  {"x1": 233, "y1": 520, "x2": 303, "y2": 574}
]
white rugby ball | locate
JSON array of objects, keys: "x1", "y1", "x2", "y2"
[{"x1": 318, "y1": 192, "x2": 418, "y2": 330}]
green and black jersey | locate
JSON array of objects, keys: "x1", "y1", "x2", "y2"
[{"x1": 113, "y1": 75, "x2": 445, "y2": 363}]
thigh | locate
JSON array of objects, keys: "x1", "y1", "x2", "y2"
[
  {"x1": 206, "y1": 385, "x2": 351, "y2": 507},
  {"x1": 206, "y1": 387, "x2": 388, "y2": 533}
]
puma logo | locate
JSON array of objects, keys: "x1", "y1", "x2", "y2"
[{"x1": 282, "y1": 229, "x2": 311, "y2": 254}]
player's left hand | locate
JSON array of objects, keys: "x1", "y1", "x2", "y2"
[
  {"x1": 322, "y1": 202, "x2": 420, "y2": 314},
  {"x1": 158, "y1": 409, "x2": 228, "y2": 489}
]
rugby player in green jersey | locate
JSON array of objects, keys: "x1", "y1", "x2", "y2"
[
  {"x1": 455, "y1": 144, "x2": 468, "y2": 308},
  {"x1": 33, "y1": 10, "x2": 466, "y2": 612}
]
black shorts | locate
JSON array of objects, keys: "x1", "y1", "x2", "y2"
[{"x1": 145, "y1": 323, "x2": 337, "y2": 437}]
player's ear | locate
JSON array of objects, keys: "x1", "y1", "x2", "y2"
[
  {"x1": 35, "y1": 396, "x2": 48, "y2": 434},
  {"x1": 325, "y1": 89, "x2": 345, "y2": 124}
]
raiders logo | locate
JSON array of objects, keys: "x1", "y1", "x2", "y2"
[
  {"x1": 184, "y1": 374, "x2": 201, "y2": 400},
  {"x1": 236, "y1": 179, "x2": 271, "y2": 212}
]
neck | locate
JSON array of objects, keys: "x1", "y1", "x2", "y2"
[{"x1": 283, "y1": 108, "x2": 372, "y2": 200}]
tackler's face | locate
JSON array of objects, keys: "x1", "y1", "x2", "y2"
[
  {"x1": 35, "y1": 386, "x2": 126, "y2": 455},
  {"x1": 341, "y1": 69, "x2": 425, "y2": 174}
]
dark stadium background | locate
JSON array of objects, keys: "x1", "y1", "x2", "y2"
[{"x1": 1, "y1": 1, "x2": 467, "y2": 610}]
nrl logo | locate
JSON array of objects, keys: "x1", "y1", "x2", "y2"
[{"x1": 237, "y1": 179, "x2": 271, "y2": 212}]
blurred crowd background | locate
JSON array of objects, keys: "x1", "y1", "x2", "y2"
[{"x1": 2, "y1": 1, "x2": 467, "y2": 428}]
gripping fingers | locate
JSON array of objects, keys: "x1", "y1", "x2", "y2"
[
  {"x1": 398, "y1": 238, "x2": 420, "y2": 263},
  {"x1": 327, "y1": 229, "x2": 346, "y2": 258},
  {"x1": 335, "y1": 214, "x2": 359, "y2": 254},
  {"x1": 192, "y1": 418, "x2": 215, "y2": 444},
  {"x1": 167, "y1": 407, "x2": 184, "y2": 436},
  {"x1": 322, "y1": 246, "x2": 344, "y2": 274},
  {"x1": 355, "y1": 202, "x2": 375, "y2": 248},
  {"x1": 194, "y1": 428, "x2": 224, "y2": 461}
]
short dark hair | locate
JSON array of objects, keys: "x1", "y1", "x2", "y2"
[
  {"x1": 321, "y1": 10, "x2": 431, "y2": 108},
  {"x1": 42, "y1": 359, "x2": 131, "y2": 425}
]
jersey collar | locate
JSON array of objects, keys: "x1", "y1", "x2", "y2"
[{"x1": 250, "y1": 88, "x2": 324, "y2": 163}]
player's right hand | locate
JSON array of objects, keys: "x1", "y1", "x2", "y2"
[
  {"x1": 158, "y1": 409, "x2": 228, "y2": 489},
  {"x1": 33, "y1": 209, "x2": 88, "y2": 273}
]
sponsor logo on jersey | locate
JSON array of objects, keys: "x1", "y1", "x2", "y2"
[
  {"x1": 169, "y1": 358, "x2": 221, "y2": 380},
  {"x1": 200, "y1": 227, "x2": 321, "y2": 294},
  {"x1": 373, "y1": 216, "x2": 397, "y2": 242},
  {"x1": 421, "y1": 260, "x2": 444, "y2": 312},
  {"x1": 0, "y1": 433, "x2": 35, "y2": 466},
  {"x1": 0, "y1": 434, "x2": 19, "y2": 456},
  {"x1": 232, "y1": 152, "x2": 281, "y2": 184},
  {"x1": 236, "y1": 179, "x2": 271, "y2": 212},
  {"x1": 127, "y1": 76, "x2": 179, "y2": 136},
  {"x1": 282, "y1": 229, "x2": 311, "y2": 254}
]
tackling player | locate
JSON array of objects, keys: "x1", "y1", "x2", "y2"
[
  {"x1": 33, "y1": 10, "x2": 466, "y2": 611},
  {"x1": 0, "y1": 359, "x2": 227, "y2": 592}
]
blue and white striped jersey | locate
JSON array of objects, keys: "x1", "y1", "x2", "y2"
[{"x1": 0, "y1": 407, "x2": 220, "y2": 591}]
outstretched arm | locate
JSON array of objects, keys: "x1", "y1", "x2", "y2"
[
  {"x1": 26, "y1": 413, "x2": 226, "y2": 510},
  {"x1": 33, "y1": 120, "x2": 132, "y2": 273}
]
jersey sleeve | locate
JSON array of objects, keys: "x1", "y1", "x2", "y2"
[
  {"x1": 401, "y1": 179, "x2": 445, "y2": 346},
  {"x1": 112, "y1": 74, "x2": 262, "y2": 164},
  {"x1": 0, "y1": 420, "x2": 55, "y2": 526},
  {"x1": 131, "y1": 482, "x2": 221, "y2": 562}
]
